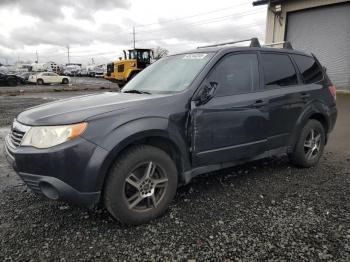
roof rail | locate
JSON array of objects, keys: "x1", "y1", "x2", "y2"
[
  {"x1": 264, "y1": 41, "x2": 293, "y2": 50},
  {"x1": 197, "y1": 37, "x2": 261, "y2": 49}
]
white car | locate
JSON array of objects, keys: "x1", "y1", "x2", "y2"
[{"x1": 28, "y1": 72, "x2": 70, "y2": 85}]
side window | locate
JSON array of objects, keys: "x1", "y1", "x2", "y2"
[
  {"x1": 117, "y1": 64, "x2": 124, "y2": 72},
  {"x1": 261, "y1": 53, "x2": 298, "y2": 87},
  {"x1": 293, "y1": 55, "x2": 323, "y2": 84},
  {"x1": 208, "y1": 53, "x2": 259, "y2": 96}
]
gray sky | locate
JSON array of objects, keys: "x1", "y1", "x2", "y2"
[{"x1": 0, "y1": 0, "x2": 267, "y2": 65}]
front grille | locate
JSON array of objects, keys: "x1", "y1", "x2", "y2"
[
  {"x1": 11, "y1": 129, "x2": 25, "y2": 147},
  {"x1": 10, "y1": 120, "x2": 30, "y2": 148}
]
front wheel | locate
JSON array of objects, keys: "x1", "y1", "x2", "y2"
[
  {"x1": 62, "y1": 78, "x2": 69, "y2": 84},
  {"x1": 289, "y1": 120, "x2": 325, "y2": 167},
  {"x1": 36, "y1": 79, "x2": 44, "y2": 85},
  {"x1": 104, "y1": 145, "x2": 178, "y2": 225}
]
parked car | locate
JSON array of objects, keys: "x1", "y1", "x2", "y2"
[
  {"x1": 0, "y1": 72, "x2": 25, "y2": 86},
  {"x1": 16, "y1": 72, "x2": 33, "y2": 82},
  {"x1": 93, "y1": 67, "x2": 104, "y2": 77},
  {"x1": 4, "y1": 39, "x2": 337, "y2": 225},
  {"x1": 28, "y1": 72, "x2": 70, "y2": 85},
  {"x1": 79, "y1": 69, "x2": 88, "y2": 77}
]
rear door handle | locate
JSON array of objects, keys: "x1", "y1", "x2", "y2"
[
  {"x1": 252, "y1": 99, "x2": 267, "y2": 107},
  {"x1": 301, "y1": 93, "x2": 310, "y2": 99}
]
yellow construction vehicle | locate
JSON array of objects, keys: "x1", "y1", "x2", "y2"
[{"x1": 105, "y1": 48, "x2": 153, "y2": 86}]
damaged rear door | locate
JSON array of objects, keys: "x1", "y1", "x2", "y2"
[{"x1": 190, "y1": 52, "x2": 268, "y2": 167}]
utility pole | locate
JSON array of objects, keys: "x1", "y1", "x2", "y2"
[
  {"x1": 133, "y1": 26, "x2": 136, "y2": 49},
  {"x1": 35, "y1": 50, "x2": 39, "y2": 63},
  {"x1": 66, "y1": 45, "x2": 70, "y2": 64}
]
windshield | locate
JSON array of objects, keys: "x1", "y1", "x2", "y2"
[{"x1": 122, "y1": 53, "x2": 213, "y2": 94}]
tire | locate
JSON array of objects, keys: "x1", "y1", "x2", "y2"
[
  {"x1": 37, "y1": 79, "x2": 44, "y2": 85},
  {"x1": 104, "y1": 145, "x2": 178, "y2": 225},
  {"x1": 62, "y1": 78, "x2": 69, "y2": 84},
  {"x1": 289, "y1": 120, "x2": 325, "y2": 168}
]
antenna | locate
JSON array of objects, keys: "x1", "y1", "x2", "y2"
[
  {"x1": 35, "y1": 50, "x2": 39, "y2": 63},
  {"x1": 132, "y1": 27, "x2": 136, "y2": 49},
  {"x1": 66, "y1": 45, "x2": 70, "y2": 64}
]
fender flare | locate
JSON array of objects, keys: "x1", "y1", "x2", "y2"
[
  {"x1": 95, "y1": 117, "x2": 190, "y2": 190},
  {"x1": 287, "y1": 101, "x2": 331, "y2": 152}
]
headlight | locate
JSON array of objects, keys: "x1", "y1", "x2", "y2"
[{"x1": 21, "y1": 122, "x2": 87, "y2": 149}]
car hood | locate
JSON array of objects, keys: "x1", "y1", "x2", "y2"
[{"x1": 17, "y1": 92, "x2": 167, "y2": 126}]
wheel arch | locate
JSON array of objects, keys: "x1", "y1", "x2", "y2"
[
  {"x1": 93, "y1": 118, "x2": 190, "y2": 192},
  {"x1": 309, "y1": 113, "x2": 329, "y2": 134},
  {"x1": 288, "y1": 102, "x2": 331, "y2": 152}
]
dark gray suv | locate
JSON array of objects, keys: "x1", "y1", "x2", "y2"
[{"x1": 4, "y1": 38, "x2": 337, "y2": 225}]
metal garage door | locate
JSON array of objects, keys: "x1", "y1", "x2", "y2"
[{"x1": 286, "y1": 3, "x2": 350, "y2": 89}]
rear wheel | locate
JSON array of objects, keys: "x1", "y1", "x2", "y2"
[
  {"x1": 37, "y1": 79, "x2": 44, "y2": 85},
  {"x1": 62, "y1": 78, "x2": 69, "y2": 84},
  {"x1": 289, "y1": 120, "x2": 325, "y2": 167},
  {"x1": 104, "y1": 145, "x2": 178, "y2": 225}
]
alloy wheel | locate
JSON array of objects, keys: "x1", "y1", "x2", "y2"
[
  {"x1": 124, "y1": 161, "x2": 168, "y2": 211},
  {"x1": 304, "y1": 129, "x2": 322, "y2": 160}
]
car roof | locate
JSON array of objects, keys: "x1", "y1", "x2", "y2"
[{"x1": 173, "y1": 46, "x2": 311, "y2": 57}]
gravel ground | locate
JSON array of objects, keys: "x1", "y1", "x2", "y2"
[{"x1": 0, "y1": 92, "x2": 349, "y2": 261}]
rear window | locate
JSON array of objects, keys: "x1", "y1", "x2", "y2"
[
  {"x1": 293, "y1": 55, "x2": 323, "y2": 84},
  {"x1": 261, "y1": 53, "x2": 298, "y2": 87}
]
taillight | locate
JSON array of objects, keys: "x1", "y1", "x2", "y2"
[{"x1": 328, "y1": 85, "x2": 336, "y2": 100}]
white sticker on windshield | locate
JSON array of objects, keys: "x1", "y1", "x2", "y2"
[{"x1": 182, "y1": 54, "x2": 208, "y2": 60}]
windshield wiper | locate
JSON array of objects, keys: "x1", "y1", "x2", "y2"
[{"x1": 123, "y1": 89, "x2": 151, "y2": 94}]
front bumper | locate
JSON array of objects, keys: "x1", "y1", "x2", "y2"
[{"x1": 4, "y1": 134, "x2": 109, "y2": 208}]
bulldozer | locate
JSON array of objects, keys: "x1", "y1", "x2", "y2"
[{"x1": 105, "y1": 48, "x2": 153, "y2": 86}]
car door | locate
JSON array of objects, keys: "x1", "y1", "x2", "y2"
[
  {"x1": 40, "y1": 73, "x2": 49, "y2": 83},
  {"x1": 48, "y1": 72, "x2": 57, "y2": 83},
  {"x1": 258, "y1": 52, "x2": 305, "y2": 150},
  {"x1": 190, "y1": 52, "x2": 269, "y2": 167},
  {"x1": 51, "y1": 73, "x2": 60, "y2": 83}
]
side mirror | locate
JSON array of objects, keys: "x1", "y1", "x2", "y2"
[
  {"x1": 323, "y1": 66, "x2": 327, "y2": 72},
  {"x1": 194, "y1": 81, "x2": 217, "y2": 106}
]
